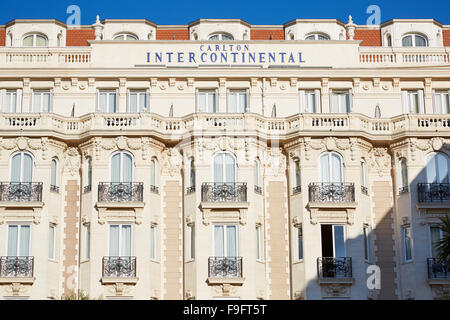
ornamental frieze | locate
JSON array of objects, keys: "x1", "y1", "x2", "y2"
[
  {"x1": 369, "y1": 147, "x2": 391, "y2": 176},
  {"x1": 62, "y1": 147, "x2": 81, "y2": 177}
]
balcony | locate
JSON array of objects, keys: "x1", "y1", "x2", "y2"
[
  {"x1": 317, "y1": 257, "x2": 353, "y2": 284},
  {"x1": 201, "y1": 183, "x2": 247, "y2": 203},
  {"x1": 418, "y1": 183, "x2": 450, "y2": 203},
  {"x1": 0, "y1": 182, "x2": 42, "y2": 202},
  {"x1": 309, "y1": 183, "x2": 355, "y2": 203},
  {"x1": 101, "y1": 256, "x2": 138, "y2": 285},
  {"x1": 427, "y1": 258, "x2": 450, "y2": 282},
  {"x1": 207, "y1": 257, "x2": 244, "y2": 285},
  {"x1": 359, "y1": 47, "x2": 450, "y2": 66},
  {"x1": 98, "y1": 182, "x2": 143, "y2": 202},
  {"x1": 0, "y1": 256, "x2": 35, "y2": 285}
]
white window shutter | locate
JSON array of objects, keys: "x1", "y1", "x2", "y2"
[
  {"x1": 401, "y1": 91, "x2": 409, "y2": 114},
  {"x1": 418, "y1": 90, "x2": 425, "y2": 114},
  {"x1": 315, "y1": 89, "x2": 321, "y2": 113},
  {"x1": 299, "y1": 90, "x2": 305, "y2": 113},
  {"x1": 0, "y1": 89, "x2": 6, "y2": 112},
  {"x1": 17, "y1": 89, "x2": 23, "y2": 113}
]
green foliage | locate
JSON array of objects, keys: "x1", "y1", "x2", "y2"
[
  {"x1": 60, "y1": 290, "x2": 103, "y2": 300},
  {"x1": 435, "y1": 215, "x2": 450, "y2": 266}
]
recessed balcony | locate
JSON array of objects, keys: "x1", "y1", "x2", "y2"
[
  {"x1": 0, "y1": 256, "x2": 35, "y2": 284},
  {"x1": 101, "y1": 256, "x2": 138, "y2": 285},
  {"x1": 207, "y1": 256, "x2": 244, "y2": 285},
  {"x1": 317, "y1": 257, "x2": 353, "y2": 284}
]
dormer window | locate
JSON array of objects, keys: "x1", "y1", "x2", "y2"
[
  {"x1": 402, "y1": 34, "x2": 428, "y2": 47},
  {"x1": 305, "y1": 33, "x2": 330, "y2": 40},
  {"x1": 113, "y1": 33, "x2": 138, "y2": 40},
  {"x1": 23, "y1": 34, "x2": 48, "y2": 47},
  {"x1": 208, "y1": 33, "x2": 234, "y2": 41}
]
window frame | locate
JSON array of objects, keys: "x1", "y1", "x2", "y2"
[
  {"x1": 305, "y1": 33, "x2": 330, "y2": 41},
  {"x1": 212, "y1": 224, "x2": 239, "y2": 257},
  {"x1": 31, "y1": 89, "x2": 52, "y2": 113},
  {"x1": 128, "y1": 89, "x2": 148, "y2": 113},
  {"x1": 110, "y1": 151, "x2": 134, "y2": 183},
  {"x1": 48, "y1": 223, "x2": 56, "y2": 261},
  {"x1": 433, "y1": 91, "x2": 450, "y2": 115},
  {"x1": 213, "y1": 152, "x2": 237, "y2": 184},
  {"x1": 107, "y1": 223, "x2": 133, "y2": 257},
  {"x1": 196, "y1": 89, "x2": 217, "y2": 113},
  {"x1": 402, "y1": 34, "x2": 428, "y2": 47},
  {"x1": 50, "y1": 157, "x2": 59, "y2": 190},
  {"x1": 208, "y1": 33, "x2": 234, "y2": 41},
  {"x1": 402, "y1": 225, "x2": 413, "y2": 262},
  {"x1": 319, "y1": 152, "x2": 344, "y2": 184},
  {"x1": 6, "y1": 223, "x2": 32, "y2": 257},
  {"x1": 113, "y1": 33, "x2": 138, "y2": 41},
  {"x1": 22, "y1": 33, "x2": 48, "y2": 47},
  {"x1": 10, "y1": 151, "x2": 34, "y2": 183},
  {"x1": 425, "y1": 152, "x2": 449, "y2": 184},
  {"x1": 227, "y1": 89, "x2": 248, "y2": 113},
  {"x1": 97, "y1": 90, "x2": 118, "y2": 113},
  {"x1": 330, "y1": 90, "x2": 352, "y2": 113}
]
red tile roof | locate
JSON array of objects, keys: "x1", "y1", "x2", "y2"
[
  {"x1": 443, "y1": 30, "x2": 450, "y2": 47},
  {"x1": 156, "y1": 29, "x2": 189, "y2": 40},
  {"x1": 250, "y1": 29, "x2": 285, "y2": 40},
  {"x1": 66, "y1": 29, "x2": 95, "y2": 46},
  {"x1": 353, "y1": 29, "x2": 382, "y2": 46},
  {"x1": 0, "y1": 29, "x2": 5, "y2": 46}
]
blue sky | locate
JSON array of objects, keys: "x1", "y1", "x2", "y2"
[{"x1": 2, "y1": 0, "x2": 450, "y2": 25}]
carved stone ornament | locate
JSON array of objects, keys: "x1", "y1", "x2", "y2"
[
  {"x1": 321, "y1": 284, "x2": 351, "y2": 298},
  {"x1": 63, "y1": 147, "x2": 81, "y2": 176},
  {"x1": 431, "y1": 137, "x2": 444, "y2": 151},
  {"x1": 161, "y1": 147, "x2": 182, "y2": 177},
  {"x1": 369, "y1": 147, "x2": 391, "y2": 177},
  {"x1": 263, "y1": 147, "x2": 286, "y2": 176}
]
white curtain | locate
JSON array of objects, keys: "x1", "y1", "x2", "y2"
[
  {"x1": 433, "y1": 91, "x2": 439, "y2": 114},
  {"x1": 99, "y1": 92, "x2": 107, "y2": 112},
  {"x1": 7, "y1": 225, "x2": 18, "y2": 256},
  {"x1": 331, "y1": 92, "x2": 339, "y2": 113},
  {"x1": 0, "y1": 89, "x2": 6, "y2": 112},
  {"x1": 402, "y1": 91, "x2": 409, "y2": 114},
  {"x1": 239, "y1": 92, "x2": 247, "y2": 112},
  {"x1": 108, "y1": 93, "x2": 116, "y2": 113},
  {"x1": 437, "y1": 154, "x2": 449, "y2": 183},
  {"x1": 19, "y1": 225, "x2": 30, "y2": 257},
  {"x1": 314, "y1": 89, "x2": 321, "y2": 113},
  {"x1": 197, "y1": 91, "x2": 205, "y2": 112},
  {"x1": 418, "y1": 90, "x2": 425, "y2": 114},
  {"x1": 11, "y1": 153, "x2": 21, "y2": 182},
  {"x1": 208, "y1": 92, "x2": 216, "y2": 113},
  {"x1": 33, "y1": 92, "x2": 41, "y2": 113},
  {"x1": 226, "y1": 226, "x2": 237, "y2": 257},
  {"x1": 111, "y1": 154, "x2": 120, "y2": 183},
  {"x1": 214, "y1": 155, "x2": 224, "y2": 183},
  {"x1": 16, "y1": 89, "x2": 22, "y2": 113},
  {"x1": 331, "y1": 154, "x2": 343, "y2": 183},
  {"x1": 109, "y1": 225, "x2": 119, "y2": 256},
  {"x1": 122, "y1": 153, "x2": 133, "y2": 183},
  {"x1": 139, "y1": 93, "x2": 146, "y2": 112},
  {"x1": 22, "y1": 153, "x2": 33, "y2": 183},
  {"x1": 320, "y1": 154, "x2": 330, "y2": 183},
  {"x1": 225, "y1": 154, "x2": 236, "y2": 183},
  {"x1": 229, "y1": 92, "x2": 237, "y2": 113},
  {"x1": 121, "y1": 225, "x2": 131, "y2": 256},
  {"x1": 214, "y1": 226, "x2": 224, "y2": 257},
  {"x1": 129, "y1": 92, "x2": 137, "y2": 113},
  {"x1": 43, "y1": 92, "x2": 50, "y2": 112},
  {"x1": 333, "y1": 225, "x2": 346, "y2": 257},
  {"x1": 299, "y1": 90, "x2": 306, "y2": 113}
]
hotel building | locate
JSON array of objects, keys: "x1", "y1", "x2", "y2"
[{"x1": 0, "y1": 15, "x2": 449, "y2": 300}]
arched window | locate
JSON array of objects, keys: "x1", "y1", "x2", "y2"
[
  {"x1": 402, "y1": 34, "x2": 428, "y2": 47},
  {"x1": 189, "y1": 158, "x2": 196, "y2": 190},
  {"x1": 425, "y1": 153, "x2": 449, "y2": 183},
  {"x1": 213, "y1": 153, "x2": 236, "y2": 183},
  {"x1": 113, "y1": 33, "x2": 138, "y2": 40},
  {"x1": 84, "y1": 157, "x2": 92, "y2": 192},
  {"x1": 111, "y1": 152, "x2": 133, "y2": 183},
  {"x1": 254, "y1": 158, "x2": 261, "y2": 193},
  {"x1": 208, "y1": 33, "x2": 234, "y2": 41},
  {"x1": 399, "y1": 158, "x2": 408, "y2": 193},
  {"x1": 305, "y1": 33, "x2": 330, "y2": 40},
  {"x1": 150, "y1": 158, "x2": 159, "y2": 191},
  {"x1": 23, "y1": 33, "x2": 48, "y2": 47},
  {"x1": 11, "y1": 152, "x2": 33, "y2": 183},
  {"x1": 319, "y1": 152, "x2": 343, "y2": 183},
  {"x1": 360, "y1": 159, "x2": 367, "y2": 194},
  {"x1": 386, "y1": 34, "x2": 392, "y2": 47},
  {"x1": 50, "y1": 158, "x2": 59, "y2": 192}
]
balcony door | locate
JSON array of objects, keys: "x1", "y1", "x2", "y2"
[
  {"x1": 321, "y1": 225, "x2": 346, "y2": 258},
  {"x1": 109, "y1": 224, "x2": 132, "y2": 257},
  {"x1": 7, "y1": 225, "x2": 31, "y2": 257},
  {"x1": 111, "y1": 152, "x2": 133, "y2": 184},
  {"x1": 319, "y1": 152, "x2": 343, "y2": 183},
  {"x1": 10, "y1": 152, "x2": 33, "y2": 183},
  {"x1": 214, "y1": 225, "x2": 237, "y2": 257},
  {"x1": 425, "y1": 153, "x2": 449, "y2": 183},
  {"x1": 214, "y1": 153, "x2": 236, "y2": 184}
]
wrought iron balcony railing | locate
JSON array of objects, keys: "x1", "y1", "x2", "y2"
[
  {"x1": 150, "y1": 185, "x2": 159, "y2": 194},
  {"x1": 186, "y1": 186, "x2": 196, "y2": 194},
  {"x1": 102, "y1": 256, "x2": 136, "y2": 278},
  {"x1": 0, "y1": 256, "x2": 34, "y2": 277},
  {"x1": 418, "y1": 183, "x2": 450, "y2": 203},
  {"x1": 317, "y1": 257, "x2": 352, "y2": 278},
  {"x1": 293, "y1": 185, "x2": 302, "y2": 195},
  {"x1": 50, "y1": 185, "x2": 59, "y2": 193},
  {"x1": 98, "y1": 182, "x2": 143, "y2": 202},
  {"x1": 309, "y1": 183, "x2": 355, "y2": 203},
  {"x1": 201, "y1": 183, "x2": 247, "y2": 203},
  {"x1": 0, "y1": 182, "x2": 43, "y2": 202},
  {"x1": 254, "y1": 185, "x2": 262, "y2": 194},
  {"x1": 361, "y1": 186, "x2": 368, "y2": 195},
  {"x1": 208, "y1": 257, "x2": 243, "y2": 278},
  {"x1": 399, "y1": 186, "x2": 409, "y2": 194},
  {"x1": 427, "y1": 258, "x2": 450, "y2": 279},
  {"x1": 84, "y1": 185, "x2": 92, "y2": 193}
]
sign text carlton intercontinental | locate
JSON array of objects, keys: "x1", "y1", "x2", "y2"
[{"x1": 0, "y1": 16, "x2": 449, "y2": 301}]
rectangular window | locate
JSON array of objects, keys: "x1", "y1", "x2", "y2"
[
  {"x1": 82, "y1": 224, "x2": 90, "y2": 260},
  {"x1": 430, "y1": 226, "x2": 443, "y2": 258},
  {"x1": 363, "y1": 225, "x2": 370, "y2": 261},
  {"x1": 402, "y1": 225, "x2": 412, "y2": 262},
  {"x1": 433, "y1": 91, "x2": 450, "y2": 114},
  {"x1": 98, "y1": 90, "x2": 117, "y2": 113},
  {"x1": 7, "y1": 224, "x2": 31, "y2": 257},
  {"x1": 228, "y1": 90, "x2": 247, "y2": 113},
  {"x1": 330, "y1": 90, "x2": 351, "y2": 113},
  {"x1": 197, "y1": 90, "x2": 217, "y2": 113},
  {"x1": 300, "y1": 90, "x2": 321, "y2": 113},
  {"x1": 214, "y1": 225, "x2": 238, "y2": 257},
  {"x1": 321, "y1": 225, "x2": 346, "y2": 257},
  {"x1": 128, "y1": 90, "x2": 147, "y2": 113},
  {"x1": 32, "y1": 90, "x2": 51, "y2": 113},
  {"x1": 187, "y1": 224, "x2": 195, "y2": 260},
  {"x1": 150, "y1": 224, "x2": 157, "y2": 260},
  {"x1": 109, "y1": 224, "x2": 132, "y2": 257},
  {"x1": 297, "y1": 225, "x2": 303, "y2": 260},
  {"x1": 402, "y1": 90, "x2": 424, "y2": 114},
  {"x1": 1, "y1": 89, "x2": 22, "y2": 113},
  {"x1": 49, "y1": 224, "x2": 56, "y2": 260},
  {"x1": 256, "y1": 225, "x2": 263, "y2": 261}
]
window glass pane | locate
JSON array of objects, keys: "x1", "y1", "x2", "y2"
[
  {"x1": 51, "y1": 159, "x2": 57, "y2": 186},
  {"x1": 209, "y1": 35, "x2": 219, "y2": 40},
  {"x1": 360, "y1": 161, "x2": 366, "y2": 187},
  {"x1": 22, "y1": 153, "x2": 33, "y2": 183},
  {"x1": 305, "y1": 35, "x2": 315, "y2": 40},
  {"x1": 19, "y1": 225, "x2": 30, "y2": 257},
  {"x1": 256, "y1": 226, "x2": 261, "y2": 260},
  {"x1": 190, "y1": 160, "x2": 196, "y2": 188},
  {"x1": 11, "y1": 153, "x2": 22, "y2": 182},
  {"x1": 150, "y1": 226, "x2": 156, "y2": 259},
  {"x1": 214, "y1": 226, "x2": 224, "y2": 256},
  {"x1": 402, "y1": 35, "x2": 413, "y2": 47},
  {"x1": 108, "y1": 93, "x2": 116, "y2": 113},
  {"x1": 295, "y1": 161, "x2": 301, "y2": 187},
  {"x1": 49, "y1": 225, "x2": 55, "y2": 259},
  {"x1": 99, "y1": 93, "x2": 107, "y2": 112},
  {"x1": 129, "y1": 93, "x2": 137, "y2": 113},
  {"x1": 318, "y1": 34, "x2": 329, "y2": 40},
  {"x1": 121, "y1": 225, "x2": 131, "y2": 256},
  {"x1": 114, "y1": 35, "x2": 125, "y2": 40},
  {"x1": 198, "y1": 92, "x2": 206, "y2": 112},
  {"x1": 208, "y1": 92, "x2": 216, "y2": 113},
  {"x1": 87, "y1": 158, "x2": 92, "y2": 187},
  {"x1": 109, "y1": 225, "x2": 119, "y2": 256},
  {"x1": 415, "y1": 35, "x2": 427, "y2": 47},
  {"x1": 23, "y1": 35, "x2": 34, "y2": 46},
  {"x1": 35, "y1": 35, "x2": 47, "y2": 46},
  {"x1": 430, "y1": 226, "x2": 442, "y2": 258},
  {"x1": 122, "y1": 153, "x2": 133, "y2": 183},
  {"x1": 225, "y1": 154, "x2": 236, "y2": 183},
  {"x1": 139, "y1": 93, "x2": 146, "y2": 111},
  {"x1": 331, "y1": 153, "x2": 342, "y2": 183},
  {"x1": 214, "y1": 154, "x2": 224, "y2": 183},
  {"x1": 33, "y1": 93, "x2": 41, "y2": 113},
  {"x1": 7, "y1": 225, "x2": 19, "y2": 256},
  {"x1": 226, "y1": 226, "x2": 237, "y2": 257},
  {"x1": 426, "y1": 154, "x2": 437, "y2": 183},
  {"x1": 84, "y1": 224, "x2": 90, "y2": 260},
  {"x1": 435, "y1": 93, "x2": 443, "y2": 114},
  {"x1": 229, "y1": 92, "x2": 237, "y2": 113},
  {"x1": 42, "y1": 92, "x2": 50, "y2": 112},
  {"x1": 111, "y1": 154, "x2": 121, "y2": 183},
  {"x1": 297, "y1": 227, "x2": 303, "y2": 260},
  {"x1": 190, "y1": 225, "x2": 195, "y2": 259},
  {"x1": 331, "y1": 93, "x2": 339, "y2": 113},
  {"x1": 437, "y1": 154, "x2": 449, "y2": 183},
  {"x1": 320, "y1": 154, "x2": 330, "y2": 183},
  {"x1": 222, "y1": 34, "x2": 233, "y2": 40},
  {"x1": 238, "y1": 92, "x2": 247, "y2": 112},
  {"x1": 333, "y1": 225, "x2": 346, "y2": 257},
  {"x1": 403, "y1": 227, "x2": 412, "y2": 261}
]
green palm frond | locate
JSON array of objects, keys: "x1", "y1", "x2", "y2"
[{"x1": 435, "y1": 215, "x2": 450, "y2": 266}]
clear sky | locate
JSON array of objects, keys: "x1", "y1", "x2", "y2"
[{"x1": 2, "y1": 0, "x2": 450, "y2": 26}]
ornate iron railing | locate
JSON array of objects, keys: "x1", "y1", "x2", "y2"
[
  {"x1": 427, "y1": 258, "x2": 450, "y2": 279},
  {"x1": 201, "y1": 183, "x2": 247, "y2": 202},
  {"x1": 0, "y1": 256, "x2": 34, "y2": 277},
  {"x1": 50, "y1": 185, "x2": 59, "y2": 193},
  {"x1": 418, "y1": 183, "x2": 450, "y2": 203},
  {"x1": 208, "y1": 257, "x2": 243, "y2": 278},
  {"x1": 361, "y1": 186, "x2": 368, "y2": 195},
  {"x1": 254, "y1": 185, "x2": 262, "y2": 194},
  {"x1": 98, "y1": 182, "x2": 143, "y2": 202},
  {"x1": 0, "y1": 182, "x2": 43, "y2": 202},
  {"x1": 293, "y1": 186, "x2": 302, "y2": 195},
  {"x1": 150, "y1": 185, "x2": 159, "y2": 194},
  {"x1": 84, "y1": 185, "x2": 92, "y2": 193},
  {"x1": 186, "y1": 186, "x2": 196, "y2": 194},
  {"x1": 308, "y1": 183, "x2": 355, "y2": 203},
  {"x1": 102, "y1": 256, "x2": 136, "y2": 278},
  {"x1": 317, "y1": 257, "x2": 352, "y2": 278},
  {"x1": 399, "y1": 186, "x2": 409, "y2": 194}
]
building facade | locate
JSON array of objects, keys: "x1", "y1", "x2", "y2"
[{"x1": 0, "y1": 16, "x2": 449, "y2": 300}]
